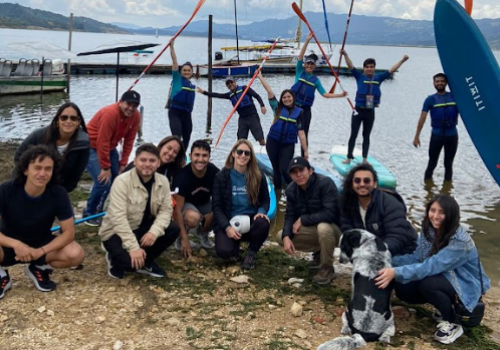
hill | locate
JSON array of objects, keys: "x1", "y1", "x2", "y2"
[
  {"x1": 127, "y1": 12, "x2": 500, "y2": 49},
  {"x1": 0, "y1": 3, "x2": 129, "y2": 34}
]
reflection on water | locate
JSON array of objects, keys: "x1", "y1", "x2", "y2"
[{"x1": 1, "y1": 42, "x2": 499, "y2": 283}]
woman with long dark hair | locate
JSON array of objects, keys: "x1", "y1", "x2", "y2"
[
  {"x1": 15, "y1": 102, "x2": 89, "y2": 193},
  {"x1": 375, "y1": 195, "x2": 490, "y2": 345},
  {"x1": 257, "y1": 72, "x2": 308, "y2": 189},
  {"x1": 212, "y1": 139, "x2": 270, "y2": 270}
]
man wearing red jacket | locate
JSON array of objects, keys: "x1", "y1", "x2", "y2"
[{"x1": 84, "y1": 90, "x2": 141, "y2": 226}]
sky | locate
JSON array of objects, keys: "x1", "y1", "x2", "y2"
[{"x1": 6, "y1": 0, "x2": 500, "y2": 27}]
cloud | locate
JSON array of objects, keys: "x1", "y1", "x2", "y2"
[{"x1": 124, "y1": 0, "x2": 179, "y2": 16}]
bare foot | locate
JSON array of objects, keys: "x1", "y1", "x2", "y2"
[
  {"x1": 362, "y1": 158, "x2": 371, "y2": 165},
  {"x1": 342, "y1": 158, "x2": 351, "y2": 164}
]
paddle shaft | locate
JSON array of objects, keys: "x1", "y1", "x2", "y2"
[
  {"x1": 127, "y1": 0, "x2": 206, "y2": 91},
  {"x1": 50, "y1": 212, "x2": 106, "y2": 232},
  {"x1": 214, "y1": 37, "x2": 282, "y2": 148},
  {"x1": 330, "y1": 0, "x2": 355, "y2": 93},
  {"x1": 292, "y1": 3, "x2": 356, "y2": 112}
]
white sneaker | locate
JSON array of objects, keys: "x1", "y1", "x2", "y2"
[
  {"x1": 434, "y1": 321, "x2": 463, "y2": 344},
  {"x1": 193, "y1": 229, "x2": 215, "y2": 249}
]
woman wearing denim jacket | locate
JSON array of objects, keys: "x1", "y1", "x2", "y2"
[{"x1": 375, "y1": 194, "x2": 490, "y2": 345}]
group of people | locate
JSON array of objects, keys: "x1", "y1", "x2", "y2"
[{"x1": 0, "y1": 34, "x2": 488, "y2": 346}]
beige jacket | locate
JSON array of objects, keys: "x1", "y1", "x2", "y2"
[{"x1": 99, "y1": 169, "x2": 173, "y2": 252}]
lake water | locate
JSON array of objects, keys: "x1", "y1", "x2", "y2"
[{"x1": 1, "y1": 29, "x2": 499, "y2": 283}]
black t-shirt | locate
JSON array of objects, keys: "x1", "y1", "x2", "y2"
[
  {"x1": 138, "y1": 176, "x2": 155, "y2": 231},
  {"x1": 0, "y1": 181, "x2": 73, "y2": 246},
  {"x1": 172, "y1": 163, "x2": 220, "y2": 206}
]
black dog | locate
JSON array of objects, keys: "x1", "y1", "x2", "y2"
[{"x1": 317, "y1": 229, "x2": 394, "y2": 350}]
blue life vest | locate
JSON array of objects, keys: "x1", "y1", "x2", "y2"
[
  {"x1": 229, "y1": 86, "x2": 253, "y2": 111},
  {"x1": 170, "y1": 78, "x2": 196, "y2": 113},
  {"x1": 430, "y1": 93, "x2": 459, "y2": 128},
  {"x1": 355, "y1": 74, "x2": 383, "y2": 107},
  {"x1": 291, "y1": 73, "x2": 318, "y2": 107},
  {"x1": 267, "y1": 106, "x2": 302, "y2": 144}
]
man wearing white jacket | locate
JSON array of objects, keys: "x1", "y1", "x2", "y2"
[{"x1": 99, "y1": 143, "x2": 180, "y2": 279}]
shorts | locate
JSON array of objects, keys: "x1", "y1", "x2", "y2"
[
  {"x1": 182, "y1": 201, "x2": 212, "y2": 216},
  {"x1": 0, "y1": 235, "x2": 55, "y2": 267}
]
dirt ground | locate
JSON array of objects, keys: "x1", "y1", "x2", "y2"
[{"x1": 0, "y1": 141, "x2": 499, "y2": 350}]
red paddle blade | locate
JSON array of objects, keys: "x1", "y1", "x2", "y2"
[{"x1": 464, "y1": 0, "x2": 473, "y2": 15}]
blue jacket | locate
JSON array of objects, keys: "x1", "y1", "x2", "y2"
[
  {"x1": 291, "y1": 72, "x2": 318, "y2": 107},
  {"x1": 267, "y1": 106, "x2": 302, "y2": 144},
  {"x1": 229, "y1": 86, "x2": 253, "y2": 111},
  {"x1": 428, "y1": 93, "x2": 459, "y2": 129},
  {"x1": 170, "y1": 77, "x2": 196, "y2": 113},
  {"x1": 393, "y1": 226, "x2": 490, "y2": 312},
  {"x1": 352, "y1": 69, "x2": 391, "y2": 107}
]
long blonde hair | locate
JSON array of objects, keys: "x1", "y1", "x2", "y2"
[{"x1": 224, "y1": 139, "x2": 262, "y2": 206}]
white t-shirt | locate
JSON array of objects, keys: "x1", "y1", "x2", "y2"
[
  {"x1": 57, "y1": 143, "x2": 68, "y2": 154},
  {"x1": 359, "y1": 205, "x2": 367, "y2": 228}
]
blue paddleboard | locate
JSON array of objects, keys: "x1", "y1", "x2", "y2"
[
  {"x1": 329, "y1": 145, "x2": 397, "y2": 189},
  {"x1": 256, "y1": 152, "x2": 343, "y2": 191},
  {"x1": 434, "y1": 0, "x2": 500, "y2": 187},
  {"x1": 266, "y1": 175, "x2": 277, "y2": 221}
]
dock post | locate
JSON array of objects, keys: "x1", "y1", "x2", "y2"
[
  {"x1": 67, "y1": 13, "x2": 73, "y2": 94},
  {"x1": 206, "y1": 15, "x2": 213, "y2": 134}
]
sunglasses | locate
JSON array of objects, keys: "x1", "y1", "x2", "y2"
[
  {"x1": 353, "y1": 177, "x2": 372, "y2": 185},
  {"x1": 59, "y1": 115, "x2": 80, "y2": 122},
  {"x1": 235, "y1": 149, "x2": 251, "y2": 157}
]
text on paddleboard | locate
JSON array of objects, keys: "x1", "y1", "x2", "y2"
[{"x1": 465, "y1": 76, "x2": 486, "y2": 112}]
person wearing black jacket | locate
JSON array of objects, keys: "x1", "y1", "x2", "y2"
[
  {"x1": 14, "y1": 102, "x2": 89, "y2": 193},
  {"x1": 276, "y1": 157, "x2": 341, "y2": 285},
  {"x1": 340, "y1": 164, "x2": 418, "y2": 257},
  {"x1": 212, "y1": 140, "x2": 270, "y2": 270},
  {"x1": 197, "y1": 77, "x2": 267, "y2": 145}
]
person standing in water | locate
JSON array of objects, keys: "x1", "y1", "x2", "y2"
[{"x1": 167, "y1": 39, "x2": 196, "y2": 150}]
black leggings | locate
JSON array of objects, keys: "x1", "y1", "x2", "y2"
[
  {"x1": 301, "y1": 106, "x2": 312, "y2": 157},
  {"x1": 395, "y1": 274, "x2": 456, "y2": 322},
  {"x1": 424, "y1": 133, "x2": 459, "y2": 181},
  {"x1": 347, "y1": 107, "x2": 375, "y2": 159},
  {"x1": 266, "y1": 137, "x2": 294, "y2": 189},
  {"x1": 214, "y1": 217, "x2": 270, "y2": 259},
  {"x1": 168, "y1": 108, "x2": 193, "y2": 150},
  {"x1": 103, "y1": 222, "x2": 180, "y2": 271}
]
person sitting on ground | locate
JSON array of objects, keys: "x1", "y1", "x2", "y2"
[
  {"x1": 14, "y1": 102, "x2": 89, "y2": 193},
  {"x1": 341, "y1": 50, "x2": 409, "y2": 164},
  {"x1": 99, "y1": 143, "x2": 180, "y2": 279},
  {"x1": 212, "y1": 140, "x2": 270, "y2": 270},
  {"x1": 257, "y1": 72, "x2": 308, "y2": 189},
  {"x1": 197, "y1": 77, "x2": 267, "y2": 145},
  {"x1": 84, "y1": 90, "x2": 141, "y2": 227},
  {"x1": 0, "y1": 145, "x2": 85, "y2": 298},
  {"x1": 172, "y1": 140, "x2": 220, "y2": 258},
  {"x1": 291, "y1": 32, "x2": 347, "y2": 156},
  {"x1": 276, "y1": 157, "x2": 341, "y2": 285},
  {"x1": 340, "y1": 164, "x2": 418, "y2": 257},
  {"x1": 376, "y1": 194, "x2": 490, "y2": 345}
]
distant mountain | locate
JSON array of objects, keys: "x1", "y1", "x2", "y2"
[
  {"x1": 0, "y1": 3, "x2": 129, "y2": 34},
  {"x1": 110, "y1": 22, "x2": 143, "y2": 30},
  {"x1": 130, "y1": 12, "x2": 500, "y2": 49}
]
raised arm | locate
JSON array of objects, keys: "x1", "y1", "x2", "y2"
[
  {"x1": 340, "y1": 49, "x2": 354, "y2": 70},
  {"x1": 257, "y1": 72, "x2": 275, "y2": 99},
  {"x1": 298, "y1": 33, "x2": 313, "y2": 61},
  {"x1": 170, "y1": 39, "x2": 178, "y2": 71},
  {"x1": 389, "y1": 55, "x2": 409, "y2": 74}
]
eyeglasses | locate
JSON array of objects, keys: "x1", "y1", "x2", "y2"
[
  {"x1": 59, "y1": 115, "x2": 80, "y2": 122},
  {"x1": 353, "y1": 177, "x2": 372, "y2": 185},
  {"x1": 235, "y1": 149, "x2": 251, "y2": 157}
]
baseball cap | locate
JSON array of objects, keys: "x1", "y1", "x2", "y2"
[
  {"x1": 305, "y1": 54, "x2": 318, "y2": 64},
  {"x1": 288, "y1": 157, "x2": 311, "y2": 173},
  {"x1": 121, "y1": 90, "x2": 141, "y2": 104},
  {"x1": 229, "y1": 215, "x2": 251, "y2": 234}
]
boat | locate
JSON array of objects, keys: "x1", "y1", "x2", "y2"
[
  {"x1": 329, "y1": 145, "x2": 397, "y2": 189},
  {"x1": 197, "y1": 63, "x2": 258, "y2": 78},
  {"x1": 434, "y1": 0, "x2": 500, "y2": 188},
  {"x1": 255, "y1": 149, "x2": 343, "y2": 192},
  {"x1": 0, "y1": 58, "x2": 67, "y2": 96}
]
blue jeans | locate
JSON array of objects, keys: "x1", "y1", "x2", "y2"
[{"x1": 84, "y1": 148, "x2": 119, "y2": 216}]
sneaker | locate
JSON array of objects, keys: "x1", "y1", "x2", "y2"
[
  {"x1": 24, "y1": 264, "x2": 56, "y2": 292},
  {"x1": 242, "y1": 250, "x2": 257, "y2": 270},
  {"x1": 432, "y1": 309, "x2": 444, "y2": 323},
  {"x1": 194, "y1": 229, "x2": 215, "y2": 249},
  {"x1": 312, "y1": 264, "x2": 336, "y2": 285},
  {"x1": 84, "y1": 216, "x2": 102, "y2": 227},
  {"x1": 434, "y1": 321, "x2": 464, "y2": 344},
  {"x1": 104, "y1": 252, "x2": 124, "y2": 279},
  {"x1": 136, "y1": 261, "x2": 166, "y2": 278},
  {"x1": 174, "y1": 237, "x2": 202, "y2": 251},
  {"x1": 308, "y1": 251, "x2": 321, "y2": 270},
  {"x1": 0, "y1": 271, "x2": 12, "y2": 299}
]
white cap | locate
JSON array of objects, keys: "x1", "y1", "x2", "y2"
[{"x1": 229, "y1": 215, "x2": 251, "y2": 234}]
